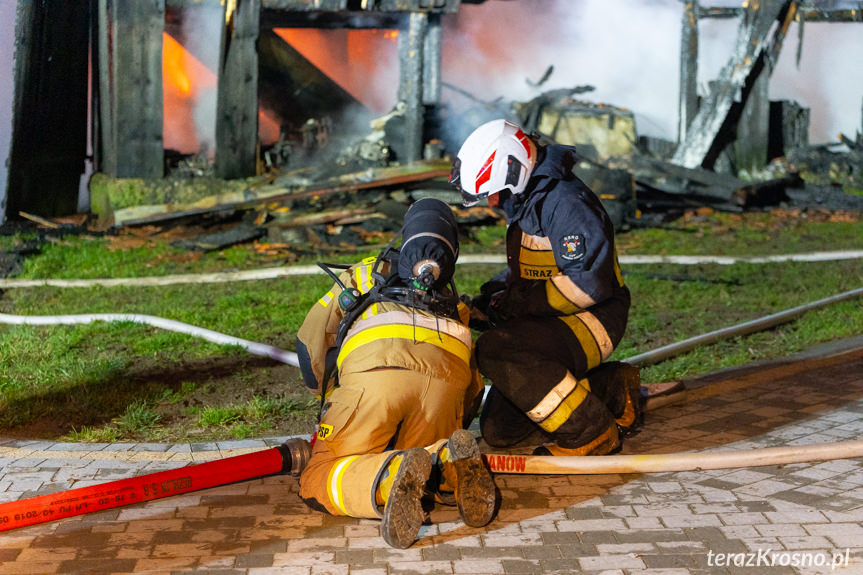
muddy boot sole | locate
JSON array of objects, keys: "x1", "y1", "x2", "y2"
[
  {"x1": 380, "y1": 448, "x2": 432, "y2": 549},
  {"x1": 448, "y1": 429, "x2": 497, "y2": 528}
]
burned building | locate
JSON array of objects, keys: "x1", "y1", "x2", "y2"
[
  {"x1": 4, "y1": 0, "x2": 475, "y2": 220},
  {"x1": 2, "y1": 0, "x2": 862, "y2": 225}
]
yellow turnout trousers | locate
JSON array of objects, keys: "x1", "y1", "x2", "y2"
[{"x1": 298, "y1": 368, "x2": 476, "y2": 518}]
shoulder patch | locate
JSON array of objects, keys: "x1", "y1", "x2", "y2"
[{"x1": 560, "y1": 234, "x2": 586, "y2": 262}]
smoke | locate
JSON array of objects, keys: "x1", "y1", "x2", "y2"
[
  {"x1": 440, "y1": 0, "x2": 863, "y2": 145},
  {"x1": 174, "y1": 3, "x2": 222, "y2": 155},
  {"x1": 442, "y1": 0, "x2": 681, "y2": 139}
]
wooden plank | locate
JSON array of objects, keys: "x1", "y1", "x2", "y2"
[
  {"x1": 678, "y1": 0, "x2": 699, "y2": 145},
  {"x1": 169, "y1": 0, "x2": 461, "y2": 12},
  {"x1": 399, "y1": 12, "x2": 428, "y2": 163},
  {"x1": 256, "y1": 30, "x2": 361, "y2": 133},
  {"x1": 671, "y1": 0, "x2": 792, "y2": 169},
  {"x1": 97, "y1": 0, "x2": 115, "y2": 177},
  {"x1": 112, "y1": 162, "x2": 452, "y2": 226},
  {"x1": 423, "y1": 13, "x2": 442, "y2": 106},
  {"x1": 735, "y1": 72, "x2": 770, "y2": 171},
  {"x1": 699, "y1": 5, "x2": 863, "y2": 22},
  {"x1": 7, "y1": 0, "x2": 91, "y2": 216},
  {"x1": 215, "y1": 0, "x2": 261, "y2": 179},
  {"x1": 112, "y1": 0, "x2": 165, "y2": 178}
]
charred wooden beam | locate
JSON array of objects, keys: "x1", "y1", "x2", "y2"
[
  {"x1": 260, "y1": 11, "x2": 400, "y2": 28},
  {"x1": 698, "y1": 5, "x2": 863, "y2": 22},
  {"x1": 768, "y1": 100, "x2": 810, "y2": 160},
  {"x1": 256, "y1": 30, "x2": 363, "y2": 132},
  {"x1": 738, "y1": 1, "x2": 798, "y2": 170},
  {"x1": 678, "y1": 0, "x2": 699, "y2": 145},
  {"x1": 735, "y1": 70, "x2": 771, "y2": 171},
  {"x1": 7, "y1": 0, "x2": 90, "y2": 217},
  {"x1": 105, "y1": 161, "x2": 451, "y2": 226},
  {"x1": 167, "y1": 0, "x2": 461, "y2": 13},
  {"x1": 399, "y1": 12, "x2": 428, "y2": 163},
  {"x1": 100, "y1": 0, "x2": 165, "y2": 179},
  {"x1": 671, "y1": 0, "x2": 793, "y2": 170},
  {"x1": 423, "y1": 13, "x2": 442, "y2": 106},
  {"x1": 216, "y1": 0, "x2": 261, "y2": 179}
]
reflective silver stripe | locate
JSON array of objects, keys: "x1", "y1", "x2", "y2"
[
  {"x1": 343, "y1": 310, "x2": 473, "y2": 349},
  {"x1": 521, "y1": 233, "x2": 553, "y2": 250},
  {"x1": 526, "y1": 372, "x2": 578, "y2": 423},
  {"x1": 318, "y1": 291, "x2": 334, "y2": 307},
  {"x1": 551, "y1": 274, "x2": 596, "y2": 308},
  {"x1": 356, "y1": 264, "x2": 374, "y2": 294},
  {"x1": 401, "y1": 232, "x2": 456, "y2": 258},
  {"x1": 577, "y1": 311, "x2": 614, "y2": 360}
]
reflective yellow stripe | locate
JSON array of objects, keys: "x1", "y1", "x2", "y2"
[
  {"x1": 318, "y1": 290, "x2": 334, "y2": 307},
  {"x1": 576, "y1": 311, "x2": 613, "y2": 361},
  {"x1": 550, "y1": 274, "x2": 596, "y2": 309},
  {"x1": 613, "y1": 247, "x2": 624, "y2": 287},
  {"x1": 526, "y1": 372, "x2": 578, "y2": 422},
  {"x1": 538, "y1": 379, "x2": 591, "y2": 433},
  {"x1": 337, "y1": 324, "x2": 471, "y2": 369},
  {"x1": 327, "y1": 455, "x2": 359, "y2": 516},
  {"x1": 519, "y1": 247, "x2": 557, "y2": 280},
  {"x1": 545, "y1": 280, "x2": 580, "y2": 314},
  {"x1": 558, "y1": 314, "x2": 602, "y2": 370},
  {"x1": 355, "y1": 264, "x2": 374, "y2": 295},
  {"x1": 344, "y1": 310, "x2": 473, "y2": 348}
]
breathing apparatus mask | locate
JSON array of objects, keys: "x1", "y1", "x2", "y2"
[{"x1": 316, "y1": 197, "x2": 461, "y2": 326}]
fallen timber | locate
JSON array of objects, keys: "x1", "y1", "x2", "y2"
[{"x1": 97, "y1": 161, "x2": 452, "y2": 227}]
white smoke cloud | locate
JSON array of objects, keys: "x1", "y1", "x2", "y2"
[
  {"x1": 441, "y1": 0, "x2": 863, "y2": 144},
  {"x1": 180, "y1": 4, "x2": 222, "y2": 155}
]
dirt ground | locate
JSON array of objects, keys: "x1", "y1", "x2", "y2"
[{"x1": 3, "y1": 354, "x2": 317, "y2": 443}]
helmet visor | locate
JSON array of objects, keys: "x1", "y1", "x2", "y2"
[{"x1": 460, "y1": 188, "x2": 489, "y2": 207}]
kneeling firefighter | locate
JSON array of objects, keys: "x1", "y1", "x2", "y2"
[
  {"x1": 295, "y1": 198, "x2": 497, "y2": 549},
  {"x1": 450, "y1": 119, "x2": 642, "y2": 457}
]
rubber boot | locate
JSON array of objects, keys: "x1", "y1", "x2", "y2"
[
  {"x1": 446, "y1": 429, "x2": 497, "y2": 527},
  {"x1": 379, "y1": 448, "x2": 432, "y2": 549},
  {"x1": 587, "y1": 362, "x2": 643, "y2": 437},
  {"x1": 533, "y1": 422, "x2": 619, "y2": 456},
  {"x1": 533, "y1": 393, "x2": 621, "y2": 456}
]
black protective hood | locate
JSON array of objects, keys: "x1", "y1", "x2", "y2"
[{"x1": 397, "y1": 197, "x2": 460, "y2": 290}]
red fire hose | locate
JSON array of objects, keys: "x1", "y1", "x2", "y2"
[{"x1": 0, "y1": 439, "x2": 310, "y2": 532}]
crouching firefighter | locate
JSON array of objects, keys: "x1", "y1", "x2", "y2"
[
  {"x1": 450, "y1": 119, "x2": 642, "y2": 457},
  {"x1": 295, "y1": 198, "x2": 498, "y2": 549}
]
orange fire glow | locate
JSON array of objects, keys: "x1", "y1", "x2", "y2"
[
  {"x1": 162, "y1": 32, "x2": 281, "y2": 153},
  {"x1": 274, "y1": 28, "x2": 399, "y2": 114},
  {"x1": 163, "y1": 32, "x2": 214, "y2": 153}
]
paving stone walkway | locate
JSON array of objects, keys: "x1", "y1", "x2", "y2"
[{"x1": 1, "y1": 346, "x2": 863, "y2": 574}]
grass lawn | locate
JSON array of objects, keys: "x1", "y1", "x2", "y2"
[{"x1": 1, "y1": 207, "x2": 861, "y2": 443}]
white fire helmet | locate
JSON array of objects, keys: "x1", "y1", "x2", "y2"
[{"x1": 450, "y1": 119, "x2": 537, "y2": 207}]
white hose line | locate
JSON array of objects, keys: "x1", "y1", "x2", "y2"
[
  {"x1": 1, "y1": 250, "x2": 862, "y2": 289},
  {"x1": 485, "y1": 439, "x2": 863, "y2": 475},
  {"x1": 0, "y1": 312, "x2": 299, "y2": 366},
  {"x1": 624, "y1": 286, "x2": 863, "y2": 367}
]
